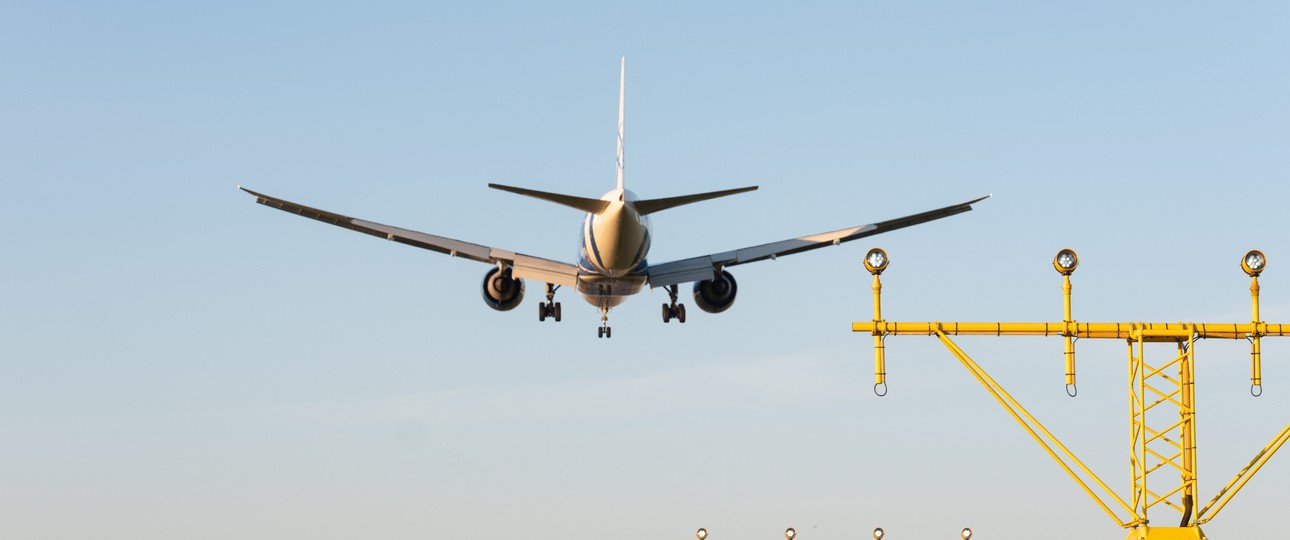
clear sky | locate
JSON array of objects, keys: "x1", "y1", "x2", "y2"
[{"x1": 2, "y1": 1, "x2": 1288, "y2": 539}]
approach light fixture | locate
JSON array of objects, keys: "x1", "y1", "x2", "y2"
[
  {"x1": 784, "y1": 527, "x2": 796, "y2": 540},
  {"x1": 1242, "y1": 250, "x2": 1267, "y2": 277},
  {"x1": 1053, "y1": 248, "x2": 1079, "y2": 275},
  {"x1": 872, "y1": 527, "x2": 885, "y2": 540},
  {"x1": 864, "y1": 248, "x2": 889, "y2": 275},
  {"x1": 961, "y1": 527, "x2": 973, "y2": 540},
  {"x1": 696, "y1": 528, "x2": 707, "y2": 540}
]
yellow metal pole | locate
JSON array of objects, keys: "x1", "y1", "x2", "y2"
[
  {"x1": 1180, "y1": 336, "x2": 1197, "y2": 526},
  {"x1": 1251, "y1": 274, "x2": 1263, "y2": 394},
  {"x1": 1063, "y1": 274, "x2": 1077, "y2": 394},
  {"x1": 1135, "y1": 335, "x2": 1148, "y2": 520},
  {"x1": 872, "y1": 273, "x2": 886, "y2": 392}
]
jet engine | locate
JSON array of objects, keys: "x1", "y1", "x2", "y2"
[
  {"x1": 481, "y1": 266, "x2": 525, "y2": 311},
  {"x1": 692, "y1": 270, "x2": 738, "y2": 314}
]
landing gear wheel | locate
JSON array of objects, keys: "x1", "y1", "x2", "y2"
[
  {"x1": 539, "y1": 284, "x2": 561, "y2": 323},
  {"x1": 605, "y1": 327, "x2": 612, "y2": 338},
  {"x1": 663, "y1": 284, "x2": 687, "y2": 324}
]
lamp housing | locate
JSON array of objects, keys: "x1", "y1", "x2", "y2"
[{"x1": 864, "y1": 248, "x2": 889, "y2": 275}]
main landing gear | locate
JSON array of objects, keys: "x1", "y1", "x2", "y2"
[
  {"x1": 597, "y1": 305, "x2": 612, "y2": 338},
  {"x1": 661, "y1": 284, "x2": 686, "y2": 323},
  {"x1": 538, "y1": 283, "x2": 561, "y2": 322}
]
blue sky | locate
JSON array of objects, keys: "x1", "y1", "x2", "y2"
[{"x1": 2, "y1": 1, "x2": 1288, "y2": 539}]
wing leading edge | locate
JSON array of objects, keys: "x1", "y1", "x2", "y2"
[
  {"x1": 645, "y1": 195, "x2": 991, "y2": 288},
  {"x1": 239, "y1": 187, "x2": 580, "y2": 287}
]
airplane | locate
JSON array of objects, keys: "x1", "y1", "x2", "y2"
[{"x1": 240, "y1": 58, "x2": 988, "y2": 338}]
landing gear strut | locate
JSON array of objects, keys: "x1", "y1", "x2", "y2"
[
  {"x1": 661, "y1": 284, "x2": 686, "y2": 323},
  {"x1": 597, "y1": 305, "x2": 612, "y2": 338},
  {"x1": 538, "y1": 283, "x2": 562, "y2": 322}
]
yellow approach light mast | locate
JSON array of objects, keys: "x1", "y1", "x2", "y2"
[{"x1": 854, "y1": 248, "x2": 1290, "y2": 540}]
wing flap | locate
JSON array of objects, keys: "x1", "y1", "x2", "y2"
[
  {"x1": 350, "y1": 218, "x2": 494, "y2": 262},
  {"x1": 644, "y1": 256, "x2": 718, "y2": 287},
  {"x1": 509, "y1": 253, "x2": 580, "y2": 287}
]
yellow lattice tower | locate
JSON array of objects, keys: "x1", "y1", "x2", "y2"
[{"x1": 854, "y1": 249, "x2": 1290, "y2": 540}]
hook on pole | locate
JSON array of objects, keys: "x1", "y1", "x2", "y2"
[
  {"x1": 874, "y1": 382, "x2": 888, "y2": 397},
  {"x1": 1252, "y1": 384, "x2": 1263, "y2": 397},
  {"x1": 1066, "y1": 383, "x2": 1078, "y2": 398}
]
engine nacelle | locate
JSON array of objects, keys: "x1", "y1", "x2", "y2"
[
  {"x1": 692, "y1": 270, "x2": 738, "y2": 314},
  {"x1": 481, "y1": 266, "x2": 525, "y2": 311}
]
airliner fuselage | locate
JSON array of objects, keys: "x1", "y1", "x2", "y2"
[{"x1": 576, "y1": 189, "x2": 651, "y2": 308}]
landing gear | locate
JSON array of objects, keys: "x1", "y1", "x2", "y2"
[
  {"x1": 597, "y1": 305, "x2": 612, "y2": 338},
  {"x1": 538, "y1": 283, "x2": 562, "y2": 322},
  {"x1": 661, "y1": 285, "x2": 686, "y2": 323}
]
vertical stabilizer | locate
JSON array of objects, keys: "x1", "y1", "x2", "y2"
[{"x1": 616, "y1": 57, "x2": 625, "y2": 192}]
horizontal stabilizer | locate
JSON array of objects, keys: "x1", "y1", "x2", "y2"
[
  {"x1": 632, "y1": 185, "x2": 758, "y2": 215},
  {"x1": 488, "y1": 183, "x2": 610, "y2": 214}
]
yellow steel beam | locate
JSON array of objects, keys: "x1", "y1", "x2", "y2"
[
  {"x1": 1196, "y1": 419, "x2": 1290, "y2": 523},
  {"x1": 853, "y1": 321, "x2": 1289, "y2": 340}
]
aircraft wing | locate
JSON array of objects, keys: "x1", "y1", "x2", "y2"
[
  {"x1": 239, "y1": 187, "x2": 581, "y2": 287},
  {"x1": 646, "y1": 195, "x2": 990, "y2": 288}
]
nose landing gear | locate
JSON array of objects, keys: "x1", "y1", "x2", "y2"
[
  {"x1": 597, "y1": 305, "x2": 612, "y2": 338},
  {"x1": 661, "y1": 284, "x2": 686, "y2": 323},
  {"x1": 538, "y1": 283, "x2": 562, "y2": 322}
]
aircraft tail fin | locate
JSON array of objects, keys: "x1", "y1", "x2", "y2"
[
  {"x1": 488, "y1": 183, "x2": 610, "y2": 214},
  {"x1": 616, "y1": 57, "x2": 625, "y2": 192},
  {"x1": 632, "y1": 185, "x2": 759, "y2": 216}
]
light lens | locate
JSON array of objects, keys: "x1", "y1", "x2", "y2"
[
  {"x1": 864, "y1": 248, "x2": 889, "y2": 274},
  {"x1": 1053, "y1": 248, "x2": 1079, "y2": 275},
  {"x1": 1242, "y1": 250, "x2": 1268, "y2": 276},
  {"x1": 1247, "y1": 252, "x2": 1265, "y2": 271},
  {"x1": 873, "y1": 528, "x2": 885, "y2": 539},
  {"x1": 696, "y1": 528, "x2": 707, "y2": 540},
  {"x1": 785, "y1": 528, "x2": 796, "y2": 539},
  {"x1": 961, "y1": 527, "x2": 973, "y2": 539}
]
